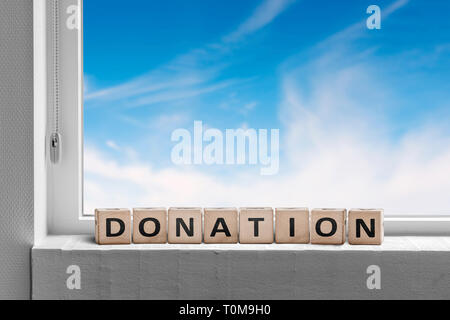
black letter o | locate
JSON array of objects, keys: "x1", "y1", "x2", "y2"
[
  {"x1": 316, "y1": 218, "x2": 337, "y2": 237},
  {"x1": 139, "y1": 218, "x2": 161, "y2": 237}
]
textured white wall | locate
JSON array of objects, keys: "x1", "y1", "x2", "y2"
[
  {"x1": 33, "y1": 236, "x2": 450, "y2": 300},
  {"x1": 0, "y1": 0, "x2": 34, "y2": 300}
]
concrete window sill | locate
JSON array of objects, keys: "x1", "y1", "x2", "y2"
[{"x1": 32, "y1": 236, "x2": 450, "y2": 300}]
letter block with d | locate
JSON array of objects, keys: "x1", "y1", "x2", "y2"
[
  {"x1": 133, "y1": 208, "x2": 167, "y2": 244},
  {"x1": 311, "y1": 209, "x2": 346, "y2": 245},
  {"x1": 95, "y1": 209, "x2": 131, "y2": 245},
  {"x1": 239, "y1": 208, "x2": 274, "y2": 244},
  {"x1": 204, "y1": 208, "x2": 238, "y2": 244},
  {"x1": 168, "y1": 208, "x2": 203, "y2": 244},
  {"x1": 348, "y1": 209, "x2": 384, "y2": 245}
]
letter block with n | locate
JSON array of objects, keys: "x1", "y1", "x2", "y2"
[
  {"x1": 168, "y1": 208, "x2": 203, "y2": 244},
  {"x1": 348, "y1": 209, "x2": 384, "y2": 245},
  {"x1": 95, "y1": 209, "x2": 131, "y2": 245},
  {"x1": 204, "y1": 208, "x2": 238, "y2": 243},
  {"x1": 133, "y1": 208, "x2": 167, "y2": 244}
]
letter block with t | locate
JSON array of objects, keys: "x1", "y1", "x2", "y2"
[
  {"x1": 204, "y1": 208, "x2": 238, "y2": 244},
  {"x1": 95, "y1": 209, "x2": 131, "y2": 245},
  {"x1": 348, "y1": 209, "x2": 384, "y2": 245},
  {"x1": 168, "y1": 208, "x2": 203, "y2": 244},
  {"x1": 311, "y1": 209, "x2": 346, "y2": 245},
  {"x1": 239, "y1": 208, "x2": 274, "y2": 244},
  {"x1": 133, "y1": 208, "x2": 167, "y2": 244},
  {"x1": 275, "y1": 208, "x2": 310, "y2": 244}
]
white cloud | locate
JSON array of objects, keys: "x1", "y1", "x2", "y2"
[
  {"x1": 84, "y1": 55, "x2": 450, "y2": 216},
  {"x1": 84, "y1": 66, "x2": 222, "y2": 103},
  {"x1": 85, "y1": 0, "x2": 296, "y2": 109},
  {"x1": 225, "y1": 0, "x2": 296, "y2": 42},
  {"x1": 106, "y1": 140, "x2": 120, "y2": 151},
  {"x1": 318, "y1": 0, "x2": 410, "y2": 46},
  {"x1": 277, "y1": 61, "x2": 450, "y2": 215},
  {"x1": 83, "y1": 0, "x2": 450, "y2": 216}
]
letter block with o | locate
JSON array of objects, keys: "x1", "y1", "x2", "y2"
[
  {"x1": 95, "y1": 209, "x2": 131, "y2": 245},
  {"x1": 133, "y1": 208, "x2": 168, "y2": 244},
  {"x1": 311, "y1": 209, "x2": 346, "y2": 245},
  {"x1": 348, "y1": 209, "x2": 384, "y2": 245}
]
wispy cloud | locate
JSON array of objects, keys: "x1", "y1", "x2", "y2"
[
  {"x1": 130, "y1": 79, "x2": 241, "y2": 107},
  {"x1": 85, "y1": 0, "x2": 296, "y2": 109},
  {"x1": 224, "y1": 0, "x2": 297, "y2": 42},
  {"x1": 84, "y1": 65, "x2": 224, "y2": 105},
  {"x1": 106, "y1": 140, "x2": 120, "y2": 151},
  {"x1": 84, "y1": 0, "x2": 450, "y2": 216},
  {"x1": 85, "y1": 33, "x2": 450, "y2": 217},
  {"x1": 318, "y1": 0, "x2": 410, "y2": 46}
]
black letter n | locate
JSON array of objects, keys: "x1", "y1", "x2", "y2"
[
  {"x1": 356, "y1": 219, "x2": 376, "y2": 238},
  {"x1": 176, "y1": 218, "x2": 194, "y2": 237}
]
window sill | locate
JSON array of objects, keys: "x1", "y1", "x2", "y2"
[
  {"x1": 32, "y1": 235, "x2": 450, "y2": 300},
  {"x1": 34, "y1": 235, "x2": 450, "y2": 251}
]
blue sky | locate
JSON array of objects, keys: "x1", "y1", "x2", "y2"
[{"x1": 83, "y1": 0, "x2": 450, "y2": 214}]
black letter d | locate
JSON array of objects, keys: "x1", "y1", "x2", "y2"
[{"x1": 106, "y1": 218, "x2": 125, "y2": 237}]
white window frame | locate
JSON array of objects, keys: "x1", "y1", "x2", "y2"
[
  {"x1": 33, "y1": 0, "x2": 450, "y2": 237},
  {"x1": 35, "y1": 0, "x2": 90, "y2": 236}
]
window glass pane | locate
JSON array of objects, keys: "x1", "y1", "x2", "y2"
[{"x1": 83, "y1": 0, "x2": 450, "y2": 216}]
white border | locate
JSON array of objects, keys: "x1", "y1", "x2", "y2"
[
  {"x1": 33, "y1": 0, "x2": 450, "y2": 237},
  {"x1": 34, "y1": 0, "x2": 48, "y2": 243}
]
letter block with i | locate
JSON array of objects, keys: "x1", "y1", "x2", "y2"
[
  {"x1": 239, "y1": 208, "x2": 274, "y2": 244},
  {"x1": 311, "y1": 209, "x2": 346, "y2": 245},
  {"x1": 275, "y1": 208, "x2": 310, "y2": 244},
  {"x1": 204, "y1": 208, "x2": 238, "y2": 244},
  {"x1": 133, "y1": 208, "x2": 168, "y2": 244},
  {"x1": 95, "y1": 209, "x2": 131, "y2": 245},
  {"x1": 168, "y1": 208, "x2": 203, "y2": 244},
  {"x1": 348, "y1": 209, "x2": 384, "y2": 245}
]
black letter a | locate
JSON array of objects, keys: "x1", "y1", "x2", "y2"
[{"x1": 210, "y1": 218, "x2": 231, "y2": 237}]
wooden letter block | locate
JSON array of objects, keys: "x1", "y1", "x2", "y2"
[
  {"x1": 311, "y1": 209, "x2": 346, "y2": 245},
  {"x1": 204, "y1": 208, "x2": 238, "y2": 244},
  {"x1": 95, "y1": 209, "x2": 131, "y2": 245},
  {"x1": 239, "y1": 208, "x2": 274, "y2": 244},
  {"x1": 275, "y1": 208, "x2": 310, "y2": 244},
  {"x1": 348, "y1": 209, "x2": 384, "y2": 245},
  {"x1": 133, "y1": 208, "x2": 167, "y2": 244},
  {"x1": 168, "y1": 208, "x2": 203, "y2": 244}
]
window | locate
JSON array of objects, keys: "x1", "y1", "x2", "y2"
[{"x1": 35, "y1": 0, "x2": 450, "y2": 235}]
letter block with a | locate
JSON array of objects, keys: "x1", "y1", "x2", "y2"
[
  {"x1": 95, "y1": 209, "x2": 131, "y2": 245},
  {"x1": 275, "y1": 208, "x2": 310, "y2": 244},
  {"x1": 168, "y1": 208, "x2": 203, "y2": 244},
  {"x1": 133, "y1": 208, "x2": 167, "y2": 244},
  {"x1": 239, "y1": 208, "x2": 274, "y2": 244},
  {"x1": 204, "y1": 208, "x2": 238, "y2": 243},
  {"x1": 348, "y1": 209, "x2": 384, "y2": 245},
  {"x1": 311, "y1": 209, "x2": 346, "y2": 245}
]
